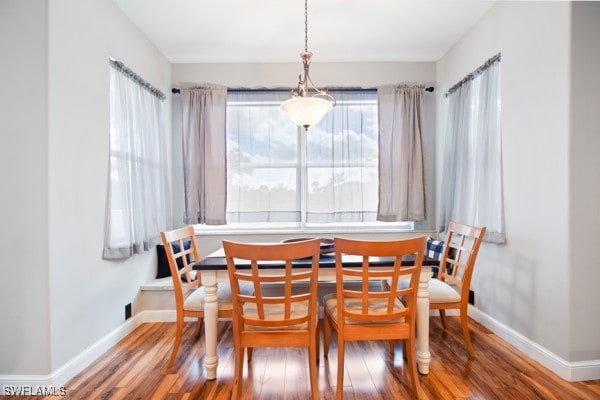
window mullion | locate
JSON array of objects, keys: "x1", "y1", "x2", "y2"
[{"x1": 299, "y1": 126, "x2": 307, "y2": 229}]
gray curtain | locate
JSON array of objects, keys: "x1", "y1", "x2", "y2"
[
  {"x1": 377, "y1": 85, "x2": 426, "y2": 222},
  {"x1": 181, "y1": 85, "x2": 227, "y2": 225}
]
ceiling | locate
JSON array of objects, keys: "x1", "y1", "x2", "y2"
[{"x1": 112, "y1": 0, "x2": 496, "y2": 63}]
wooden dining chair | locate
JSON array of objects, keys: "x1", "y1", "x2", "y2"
[
  {"x1": 429, "y1": 221, "x2": 486, "y2": 358},
  {"x1": 222, "y1": 239, "x2": 321, "y2": 400},
  {"x1": 323, "y1": 237, "x2": 426, "y2": 400},
  {"x1": 160, "y1": 226, "x2": 252, "y2": 368}
]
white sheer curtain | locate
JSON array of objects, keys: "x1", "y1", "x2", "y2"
[
  {"x1": 226, "y1": 90, "x2": 299, "y2": 224},
  {"x1": 439, "y1": 55, "x2": 505, "y2": 243},
  {"x1": 377, "y1": 85, "x2": 426, "y2": 222},
  {"x1": 181, "y1": 85, "x2": 227, "y2": 225},
  {"x1": 104, "y1": 60, "x2": 170, "y2": 259},
  {"x1": 307, "y1": 90, "x2": 380, "y2": 223}
]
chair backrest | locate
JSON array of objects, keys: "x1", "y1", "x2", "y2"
[
  {"x1": 438, "y1": 222, "x2": 486, "y2": 298},
  {"x1": 222, "y1": 239, "x2": 321, "y2": 331},
  {"x1": 333, "y1": 236, "x2": 426, "y2": 327},
  {"x1": 160, "y1": 226, "x2": 201, "y2": 309}
]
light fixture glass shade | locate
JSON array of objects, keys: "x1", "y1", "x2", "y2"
[{"x1": 280, "y1": 96, "x2": 333, "y2": 129}]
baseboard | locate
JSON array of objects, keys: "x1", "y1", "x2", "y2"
[
  {"x1": 468, "y1": 306, "x2": 600, "y2": 381},
  {"x1": 0, "y1": 310, "x2": 182, "y2": 395},
  {"x1": 0, "y1": 315, "x2": 136, "y2": 394}
]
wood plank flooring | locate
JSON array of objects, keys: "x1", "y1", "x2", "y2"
[{"x1": 6, "y1": 317, "x2": 599, "y2": 399}]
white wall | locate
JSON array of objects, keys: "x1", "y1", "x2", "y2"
[
  {"x1": 46, "y1": 0, "x2": 172, "y2": 372},
  {"x1": 171, "y1": 61, "x2": 438, "y2": 247},
  {"x1": 0, "y1": 0, "x2": 51, "y2": 376},
  {"x1": 437, "y1": 0, "x2": 598, "y2": 366},
  {"x1": 0, "y1": 0, "x2": 171, "y2": 380},
  {"x1": 569, "y1": 2, "x2": 600, "y2": 362}
]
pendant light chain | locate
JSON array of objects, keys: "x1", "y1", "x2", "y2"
[
  {"x1": 280, "y1": 0, "x2": 335, "y2": 130},
  {"x1": 304, "y1": 0, "x2": 309, "y2": 52}
]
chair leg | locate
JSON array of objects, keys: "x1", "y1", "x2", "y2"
[
  {"x1": 196, "y1": 317, "x2": 204, "y2": 337},
  {"x1": 323, "y1": 315, "x2": 331, "y2": 358},
  {"x1": 309, "y1": 330, "x2": 319, "y2": 399},
  {"x1": 168, "y1": 313, "x2": 184, "y2": 368},
  {"x1": 336, "y1": 338, "x2": 345, "y2": 400},
  {"x1": 232, "y1": 343, "x2": 244, "y2": 400},
  {"x1": 247, "y1": 347, "x2": 253, "y2": 363},
  {"x1": 460, "y1": 306, "x2": 474, "y2": 358},
  {"x1": 405, "y1": 337, "x2": 421, "y2": 399},
  {"x1": 439, "y1": 309, "x2": 447, "y2": 329},
  {"x1": 315, "y1": 319, "x2": 321, "y2": 364},
  {"x1": 389, "y1": 340, "x2": 395, "y2": 354}
]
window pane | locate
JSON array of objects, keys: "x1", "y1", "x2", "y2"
[
  {"x1": 306, "y1": 90, "x2": 379, "y2": 223},
  {"x1": 227, "y1": 92, "x2": 297, "y2": 165},
  {"x1": 226, "y1": 91, "x2": 300, "y2": 223},
  {"x1": 308, "y1": 91, "x2": 378, "y2": 165},
  {"x1": 306, "y1": 166, "x2": 378, "y2": 223},
  {"x1": 227, "y1": 167, "x2": 299, "y2": 223}
]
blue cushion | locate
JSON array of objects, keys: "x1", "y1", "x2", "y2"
[
  {"x1": 156, "y1": 241, "x2": 192, "y2": 279},
  {"x1": 426, "y1": 237, "x2": 445, "y2": 260},
  {"x1": 426, "y1": 237, "x2": 445, "y2": 278}
]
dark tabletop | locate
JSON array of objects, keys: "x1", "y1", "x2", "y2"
[{"x1": 194, "y1": 253, "x2": 438, "y2": 271}]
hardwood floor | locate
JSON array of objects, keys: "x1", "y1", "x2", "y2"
[{"x1": 7, "y1": 317, "x2": 599, "y2": 399}]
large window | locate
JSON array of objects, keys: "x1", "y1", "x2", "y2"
[
  {"x1": 104, "y1": 59, "x2": 170, "y2": 258},
  {"x1": 225, "y1": 90, "x2": 410, "y2": 231}
]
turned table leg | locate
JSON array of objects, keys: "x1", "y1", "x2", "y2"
[
  {"x1": 416, "y1": 269, "x2": 433, "y2": 374},
  {"x1": 202, "y1": 271, "x2": 219, "y2": 380}
]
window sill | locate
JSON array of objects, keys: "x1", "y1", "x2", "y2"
[{"x1": 193, "y1": 224, "x2": 434, "y2": 237}]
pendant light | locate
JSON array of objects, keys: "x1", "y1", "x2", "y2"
[{"x1": 281, "y1": 0, "x2": 335, "y2": 130}]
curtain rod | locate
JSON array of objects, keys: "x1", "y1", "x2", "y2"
[
  {"x1": 109, "y1": 58, "x2": 166, "y2": 100},
  {"x1": 445, "y1": 53, "x2": 501, "y2": 97},
  {"x1": 171, "y1": 86, "x2": 434, "y2": 94}
]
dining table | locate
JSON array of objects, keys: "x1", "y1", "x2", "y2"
[{"x1": 193, "y1": 247, "x2": 436, "y2": 380}]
